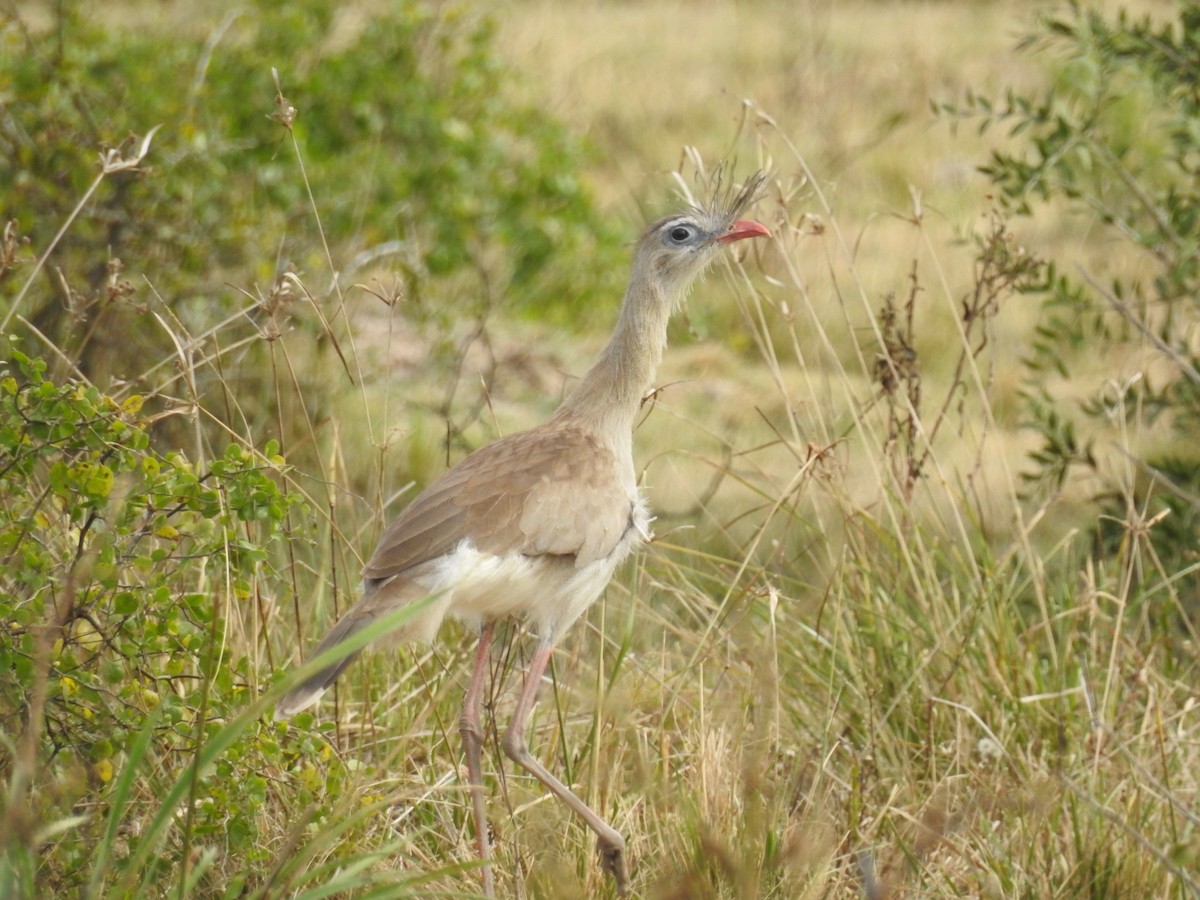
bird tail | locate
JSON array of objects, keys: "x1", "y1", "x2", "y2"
[
  {"x1": 274, "y1": 580, "x2": 446, "y2": 720},
  {"x1": 274, "y1": 612, "x2": 373, "y2": 719}
]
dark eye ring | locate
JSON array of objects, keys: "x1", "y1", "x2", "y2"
[{"x1": 669, "y1": 226, "x2": 692, "y2": 242}]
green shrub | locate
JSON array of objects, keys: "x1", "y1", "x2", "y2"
[
  {"x1": 0, "y1": 341, "x2": 295, "y2": 893},
  {"x1": 942, "y1": 2, "x2": 1200, "y2": 619},
  {"x1": 1, "y1": 0, "x2": 621, "y2": 381}
]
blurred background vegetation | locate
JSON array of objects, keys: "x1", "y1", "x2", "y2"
[{"x1": 1, "y1": 0, "x2": 1197, "y2": 897}]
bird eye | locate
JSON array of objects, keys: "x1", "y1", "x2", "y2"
[{"x1": 668, "y1": 225, "x2": 693, "y2": 243}]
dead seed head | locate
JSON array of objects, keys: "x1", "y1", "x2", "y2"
[
  {"x1": 1, "y1": 220, "x2": 29, "y2": 279},
  {"x1": 256, "y1": 271, "x2": 303, "y2": 340},
  {"x1": 270, "y1": 68, "x2": 297, "y2": 129},
  {"x1": 355, "y1": 277, "x2": 405, "y2": 308},
  {"x1": 105, "y1": 257, "x2": 136, "y2": 304},
  {"x1": 272, "y1": 92, "x2": 297, "y2": 130}
]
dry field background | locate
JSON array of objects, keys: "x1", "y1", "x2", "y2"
[
  {"x1": 2, "y1": 1, "x2": 1196, "y2": 898},
  {"x1": 492, "y1": 0, "x2": 1160, "y2": 546}
]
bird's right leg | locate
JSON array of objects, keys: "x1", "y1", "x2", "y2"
[
  {"x1": 460, "y1": 621, "x2": 496, "y2": 898},
  {"x1": 501, "y1": 640, "x2": 630, "y2": 897}
]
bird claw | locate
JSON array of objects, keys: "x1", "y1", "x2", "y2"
[{"x1": 597, "y1": 838, "x2": 630, "y2": 897}]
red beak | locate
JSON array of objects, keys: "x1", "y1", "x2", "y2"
[{"x1": 716, "y1": 219, "x2": 770, "y2": 243}]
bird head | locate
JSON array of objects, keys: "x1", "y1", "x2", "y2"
[{"x1": 636, "y1": 171, "x2": 770, "y2": 298}]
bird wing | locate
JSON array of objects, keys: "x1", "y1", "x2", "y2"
[{"x1": 362, "y1": 425, "x2": 633, "y2": 581}]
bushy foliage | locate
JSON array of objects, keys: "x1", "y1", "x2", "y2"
[
  {"x1": 0, "y1": 343, "x2": 440, "y2": 896},
  {"x1": 942, "y1": 2, "x2": 1200, "y2": 615},
  {"x1": 0, "y1": 0, "x2": 621, "y2": 378},
  {"x1": 0, "y1": 341, "x2": 295, "y2": 890}
]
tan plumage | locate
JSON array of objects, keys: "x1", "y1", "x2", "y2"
[
  {"x1": 367, "y1": 424, "x2": 632, "y2": 575},
  {"x1": 276, "y1": 171, "x2": 769, "y2": 896},
  {"x1": 276, "y1": 424, "x2": 640, "y2": 705}
]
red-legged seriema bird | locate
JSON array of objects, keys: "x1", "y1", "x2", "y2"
[{"x1": 275, "y1": 171, "x2": 769, "y2": 897}]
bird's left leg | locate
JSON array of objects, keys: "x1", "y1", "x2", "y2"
[
  {"x1": 460, "y1": 621, "x2": 496, "y2": 897},
  {"x1": 500, "y1": 639, "x2": 630, "y2": 897}
]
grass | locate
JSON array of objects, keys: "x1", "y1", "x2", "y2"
[{"x1": 2, "y1": 1, "x2": 1197, "y2": 898}]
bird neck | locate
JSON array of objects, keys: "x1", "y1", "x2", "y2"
[{"x1": 553, "y1": 271, "x2": 675, "y2": 444}]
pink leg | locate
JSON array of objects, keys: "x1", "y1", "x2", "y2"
[
  {"x1": 500, "y1": 640, "x2": 630, "y2": 897},
  {"x1": 459, "y1": 622, "x2": 496, "y2": 897}
]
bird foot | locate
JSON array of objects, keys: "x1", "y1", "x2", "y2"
[{"x1": 597, "y1": 838, "x2": 630, "y2": 897}]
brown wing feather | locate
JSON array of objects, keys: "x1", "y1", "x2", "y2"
[{"x1": 362, "y1": 425, "x2": 631, "y2": 580}]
